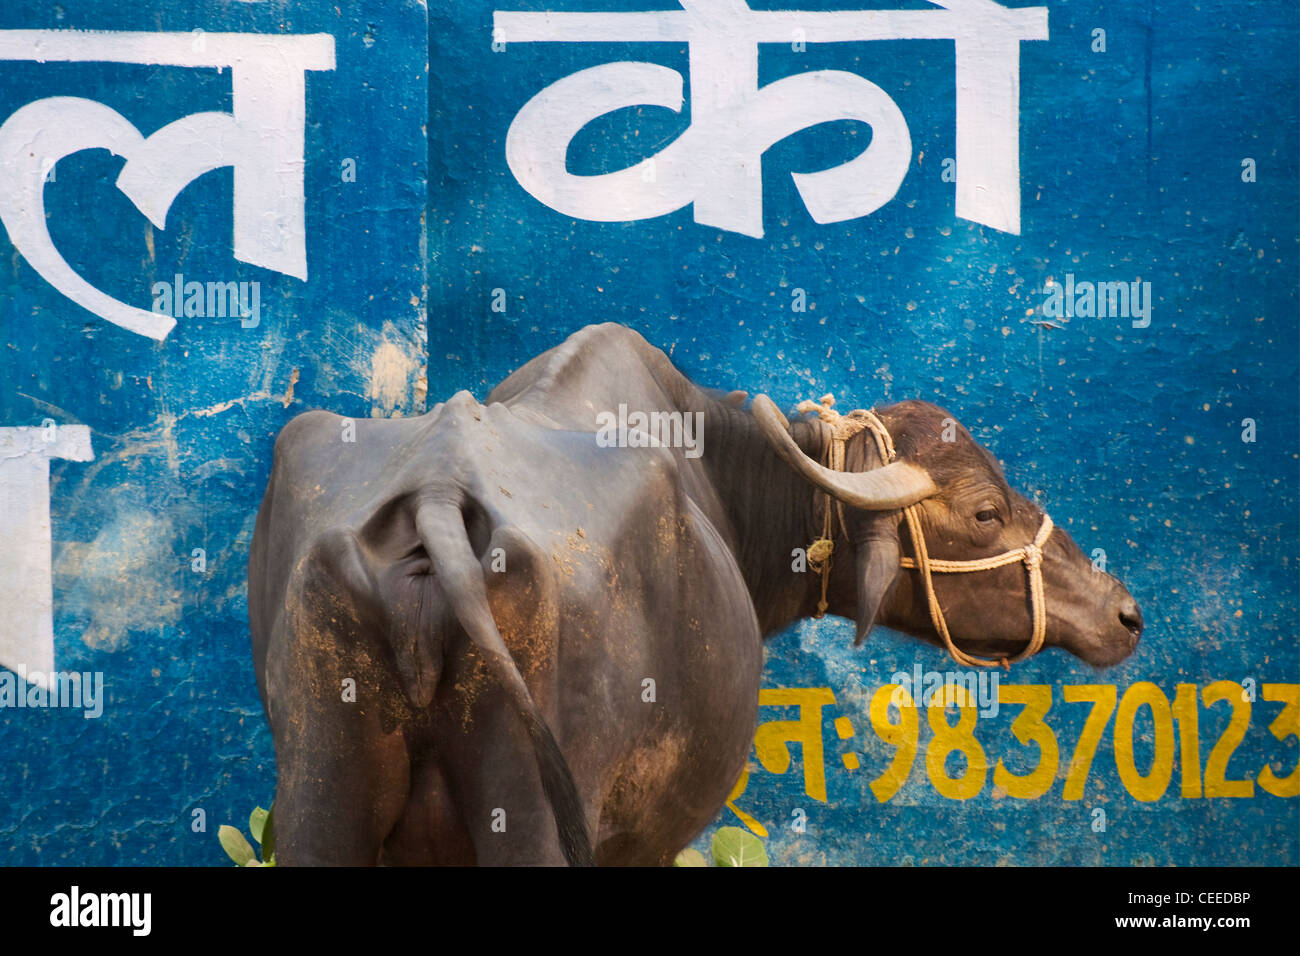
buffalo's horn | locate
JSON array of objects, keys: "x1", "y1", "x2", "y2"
[{"x1": 752, "y1": 394, "x2": 937, "y2": 510}]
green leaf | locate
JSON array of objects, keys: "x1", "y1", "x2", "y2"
[
  {"x1": 218, "y1": 825, "x2": 256, "y2": 867},
  {"x1": 261, "y1": 804, "x2": 276, "y2": 865},
  {"x1": 249, "y1": 806, "x2": 269, "y2": 846},
  {"x1": 711, "y1": 826, "x2": 769, "y2": 867},
  {"x1": 673, "y1": 848, "x2": 708, "y2": 867}
]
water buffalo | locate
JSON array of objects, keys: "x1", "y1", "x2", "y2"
[{"x1": 248, "y1": 322, "x2": 1141, "y2": 866}]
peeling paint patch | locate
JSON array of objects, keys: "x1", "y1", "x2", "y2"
[
  {"x1": 55, "y1": 508, "x2": 181, "y2": 651},
  {"x1": 282, "y1": 368, "x2": 300, "y2": 408},
  {"x1": 366, "y1": 326, "x2": 421, "y2": 415}
]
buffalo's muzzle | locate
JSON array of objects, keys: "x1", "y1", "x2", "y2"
[{"x1": 1118, "y1": 597, "x2": 1143, "y2": 647}]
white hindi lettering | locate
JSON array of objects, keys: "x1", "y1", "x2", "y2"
[
  {"x1": 0, "y1": 425, "x2": 93, "y2": 687},
  {"x1": 0, "y1": 32, "x2": 335, "y2": 341},
  {"x1": 494, "y1": 0, "x2": 1047, "y2": 237}
]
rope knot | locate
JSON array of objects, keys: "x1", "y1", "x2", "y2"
[
  {"x1": 807, "y1": 537, "x2": 834, "y2": 569},
  {"x1": 1022, "y1": 543, "x2": 1043, "y2": 570},
  {"x1": 795, "y1": 393, "x2": 839, "y2": 423},
  {"x1": 796, "y1": 393, "x2": 874, "y2": 444}
]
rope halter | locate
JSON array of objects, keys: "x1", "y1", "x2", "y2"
[
  {"x1": 795, "y1": 395, "x2": 876, "y2": 617},
  {"x1": 798, "y1": 394, "x2": 1054, "y2": 670}
]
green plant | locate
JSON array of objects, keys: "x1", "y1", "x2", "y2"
[
  {"x1": 219, "y1": 805, "x2": 276, "y2": 867},
  {"x1": 673, "y1": 825, "x2": 769, "y2": 867}
]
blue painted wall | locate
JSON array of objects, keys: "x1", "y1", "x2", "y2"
[
  {"x1": 2, "y1": 0, "x2": 1296, "y2": 865},
  {"x1": 432, "y1": 0, "x2": 1299, "y2": 865},
  {"x1": 0, "y1": 1, "x2": 427, "y2": 864}
]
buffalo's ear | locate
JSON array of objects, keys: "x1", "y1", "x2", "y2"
[{"x1": 854, "y1": 519, "x2": 901, "y2": 646}]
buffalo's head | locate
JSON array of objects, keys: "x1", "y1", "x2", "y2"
[{"x1": 754, "y1": 396, "x2": 1142, "y2": 668}]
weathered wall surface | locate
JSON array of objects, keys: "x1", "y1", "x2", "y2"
[
  {"x1": 433, "y1": 0, "x2": 1298, "y2": 865},
  {"x1": 1, "y1": 0, "x2": 1296, "y2": 865},
  {"x1": 0, "y1": 1, "x2": 427, "y2": 864}
]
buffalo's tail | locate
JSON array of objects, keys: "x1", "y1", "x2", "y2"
[{"x1": 414, "y1": 495, "x2": 593, "y2": 867}]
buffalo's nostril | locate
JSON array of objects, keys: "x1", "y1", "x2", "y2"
[{"x1": 1119, "y1": 600, "x2": 1143, "y2": 642}]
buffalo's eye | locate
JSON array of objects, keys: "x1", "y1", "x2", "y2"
[{"x1": 975, "y1": 508, "x2": 999, "y2": 524}]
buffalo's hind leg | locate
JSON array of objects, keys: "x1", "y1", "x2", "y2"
[
  {"x1": 426, "y1": 524, "x2": 585, "y2": 866},
  {"x1": 264, "y1": 530, "x2": 412, "y2": 865},
  {"x1": 432, "y1": 675, "x2": 572, "y2": 866},
  {"x1": 269, "y1": 673, "x2": 410, "y2": 865}
]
